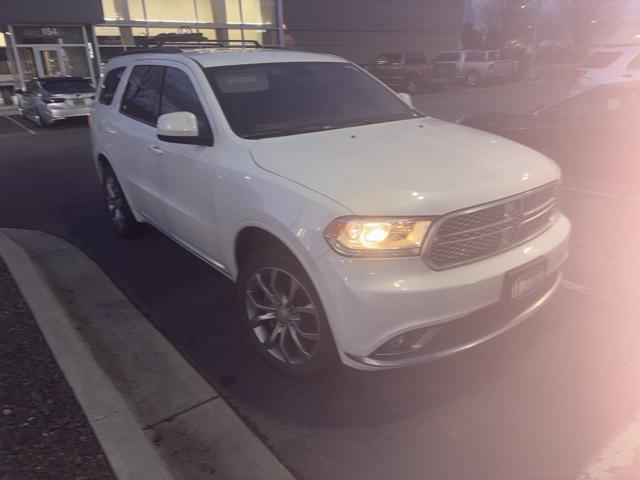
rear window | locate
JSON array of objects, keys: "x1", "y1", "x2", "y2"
[
  {"x1": 99, "y1": 67, "x2": 125, "y2": 105},
  {"x1": 374, "y1": 54, "x2": 402, "y2": 66},
  {"x1": 435, "y1": 52, "x2": 460, "y2": 62},
  {"x1": 41, "y1": 78, "x2": 94, "y2": 94},
  {"x1": 405, "y1": 54, "x2": 427, "y2": 65},
  {"x1": 583, "y1": 52, "x2": 623, "y2": 69}
]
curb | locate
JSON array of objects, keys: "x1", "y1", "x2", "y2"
[{"x1": 0, "y1": 229, "x2": 295, "y2": 480}]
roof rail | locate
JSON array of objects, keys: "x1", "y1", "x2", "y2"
[{"x1": 136, "y1": 32, "x2": 262, "y2": 48}]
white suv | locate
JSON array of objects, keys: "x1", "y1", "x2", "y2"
[
  {"x1": 576, "y1": 45, "x2": 640, "y2": 91},
  {"x1": 90, "y1": 47, "x2": 570, "y2": 376}
]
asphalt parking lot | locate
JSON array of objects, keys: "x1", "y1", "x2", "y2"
[{"x1": 2, "y1": 77, "x2": 639, "y2": 480}]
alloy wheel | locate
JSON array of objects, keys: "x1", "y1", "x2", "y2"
[
  {"x1": 244, "y1": 267, "x2": 320, "y2": 365},
  {"x1": 104, "y1": 174, "x2": 126, "y2": 230}
]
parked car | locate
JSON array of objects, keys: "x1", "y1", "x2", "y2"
[
  {"x1": 91, "y1": 46, "x2": 570, "y2": 377},
  {"x1": 434, "y1": 50, "x2": 519, "y2": 87},
  {"x1": 458, "y1": 81, "x2": 640, "y2": 188},
  {"x1": 16, "y1": 76, "x2": 95, "y2": 126},
  {"x1": 369, "y1": 52, "x2": 447, "y2": 93},
  {"x1": 575, "y1": 45, "x2": 640, "y2": 92}
]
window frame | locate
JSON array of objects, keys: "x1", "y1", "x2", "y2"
[
  {"x1": 159, "y1": 64, "x2": 214, "y2": 143},
  {"x1": 118, "y1": 61, "x2": 214, "y2": 142},
  {"x1": 119, "y1": 63, "x2": 165, "y2": 127}
]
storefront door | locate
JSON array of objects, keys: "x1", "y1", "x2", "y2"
[{"x1": 33, "y1": 46, "x2": 66, "y2": 77}]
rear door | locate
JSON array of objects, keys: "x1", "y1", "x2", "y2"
[{"x1": 110, "y1": 63, "x2": 167, "y2": 225}]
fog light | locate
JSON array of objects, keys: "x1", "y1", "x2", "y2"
[{"x1": 374, "y1": 328, "x2": 432, "y2": 357}]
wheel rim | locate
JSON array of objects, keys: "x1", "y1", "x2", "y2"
[
  {"x1": 245, "y1": 267, "x2": 320, "y2": 365},
  {"x1": 468, "y1": 74, "x2": 478, "y2": 87},
  {"x1": 104, "y1": 174, "x2": 126, "y2": 229}
]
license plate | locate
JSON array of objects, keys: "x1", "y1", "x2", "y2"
[
  {"x1": 73, "y1": 98, "x2": 84, "y2": 105},
  {"x1": 504, "y1": 259, "x2": 547, "y2": 300}
]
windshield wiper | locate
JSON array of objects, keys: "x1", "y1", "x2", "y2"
[{"x1": 243, "y1": 124, "x2": 336, "y2": 139}]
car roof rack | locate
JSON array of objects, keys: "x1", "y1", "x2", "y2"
[
  {"x1": 138, "y1": 32, "x2": 262, "y2": 48},
  {"x1": 115, "y1": 32, "x2": 285, "y2": 58}
]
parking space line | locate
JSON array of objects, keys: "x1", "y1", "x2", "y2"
[
  {"x1": 562, "y1": 186, "x2": 640, "y2": 204},
  {"x1": 4, "y1": 115, "x2": 36, "y2": 135},
  {"x1": 578, "y1": 412, "x2": 640, "y2": 480},
  {"x1": 560, "y1": 279, "x2": 608, "y2": 299}
]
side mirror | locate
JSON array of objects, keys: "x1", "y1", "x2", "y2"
[
  {"x1": 398, "y1": 92, "x2": 413, "y2": 108},
  {"x1": 157, "y1": 111, "x2": 213, "y2": 146}
]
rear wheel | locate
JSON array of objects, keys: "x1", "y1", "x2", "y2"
[
  {"x1": 466, "y1": 70, "x2": 480, "y2": 88},
  {"x1": 405, "y1": 75, "x2": 421, "y2": 94},
  {"x1": 102, "y1": 164, "x2": 140, "y2": 238},
  {"x1": 238, "y1": 249, "x2": 338, "y2": 377}
]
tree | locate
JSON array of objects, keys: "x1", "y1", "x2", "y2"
[
  {"x1": 472, "y1": 0, "x2": 547, "y2": 49},
  {"x1": 461, "y1": 22, "x2": 484, "y2": 49},
  {"x1": 556, "y1": 0, "x2": 627, "y2": 55}
]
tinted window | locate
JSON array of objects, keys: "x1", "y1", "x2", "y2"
[
  {"x1": 160, "y1": 67, "x2": 212, "y2": 137},
  {"x1": 205, "y1": 62, "x2": 421, "y2": 139},
  {"x1": 583, "y1": 52, "x2": 623, "y2": 68},
  {"x1": 99, "y1": 67, "x2": 125, "y2": 105},
  {"x1": 465, "y1": 51, "x2": 485, "y2": 62},
  {"x1": 435, "y1": 52, "x2": 460, "y2": 62},
  {"x1": 627, "y1": 55, "x2": 640, "y2": 70},
  {"x1": 374, "y1": 54, "x2": 402, "y2": 66},
  {"x1": 41, "y1": 78, "x2": 94, "y2": 94},
  {"x1": 405, "y1": 54, "x2": 427, "y2": 65},
  {"x1": 120, "y1": 65, "x2": 163, "y2": 125}
]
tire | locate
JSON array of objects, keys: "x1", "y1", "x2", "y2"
[
  {"x1": 35, "y1": 109, "x2": 55, "y2": 128},
  {"x1": 237, "y1": 249, "x2": 339, "y2": 377},
  {"x1": 102, "y1": 164, "x2": 140, "y2": 238},
  {"x1": 466, "y1": 70, "x2": 480, "y2": 88},
  {"x1": 405, "y1": 75, "x2": 421, "y2": 94}
]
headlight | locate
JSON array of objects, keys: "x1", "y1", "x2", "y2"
[{"x1": 324, "y1": 217, "x2": 432, "y2": 257}]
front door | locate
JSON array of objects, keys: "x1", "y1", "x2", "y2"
[{"x1": 33, "y1": 47, "x2": 66, "y2": 77}]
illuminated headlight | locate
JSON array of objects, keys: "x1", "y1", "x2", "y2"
[{"x1": 324, "y1": 217, "x2": 432, "y2": 257}]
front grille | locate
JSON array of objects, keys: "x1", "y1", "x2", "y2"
[{"x1": 425, "y1": 183, "x2": 558, "y2": 269}]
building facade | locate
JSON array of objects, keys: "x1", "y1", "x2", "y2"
[
  {"x1": 283, "y1": 0, "x2": 465, "y2": 65},
  {"x1": 0, "y1": 0, "x2": 463, "y2": 103}
]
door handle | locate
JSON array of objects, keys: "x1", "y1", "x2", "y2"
[{"x1": 148, "y1": 145, "x2": 163, "y2": 155}]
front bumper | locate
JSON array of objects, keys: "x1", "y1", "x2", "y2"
[{"x1": 312, "y1": 213, "x2": 571, "y2": 370}]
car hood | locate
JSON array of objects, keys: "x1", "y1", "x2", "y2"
[{"x1": 250, "y1": 117, "x2": 561, "y2": 216}]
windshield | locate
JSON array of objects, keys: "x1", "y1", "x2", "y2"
[
  {"x1": 41, "y1": 78, "x2": 95, "y2": 94},
  {"x1": 204, "y1": 62, "x2": 422, "y2": 139}
]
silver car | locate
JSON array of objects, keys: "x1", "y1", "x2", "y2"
[{"x1": 16, "y1": 77, "x2": 95, "y2": 127}]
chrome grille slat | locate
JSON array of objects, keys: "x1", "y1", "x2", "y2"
[{"x1": 425, "y1": 183, "x2": 558, "y2": 270}]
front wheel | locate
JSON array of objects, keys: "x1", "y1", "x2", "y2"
[
  {"x1": 237, "y1": 249, "x2": 339, "y2": 377},
  {"x1": 466, "y1": 71, "x2": 480, "y2": 88}
]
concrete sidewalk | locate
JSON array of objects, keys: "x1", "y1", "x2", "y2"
[{"x1": 0, "y1": 228, "x2": 295, "y2": 480}]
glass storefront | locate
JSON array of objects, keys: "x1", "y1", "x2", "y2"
[
  {"x1": 95, "y1": 0, "x2": 282, "y2": 67},
  {"x1": 1, "y1": 0, "x2": 282, "y2": 93},
  {"x1": 8, "y1": 25, "x2": 95, "y2": 88}
]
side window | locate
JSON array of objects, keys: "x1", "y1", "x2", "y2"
[
  {"x1": 99, "y1": 67, "x2": 125, "y2": 105},
  {"x1": 627, "y1": 55, "x2": 640, "y2": 71},
  {"x1": 120, "y1": 65, "x2": 163, "y2": 125},
  {"x1": 405, "y1": 54, "x2": 427, "y2": 65},
  {"x1": 465, "y1": 52, "x2": 485, "y2": 62},
  {"x1": 160, "y1": 67, "x2": 212, "y2": 137}
]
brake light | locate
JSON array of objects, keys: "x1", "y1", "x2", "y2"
[{"x1": 43, "y1": 97, "x2": 66, "y2": 104}]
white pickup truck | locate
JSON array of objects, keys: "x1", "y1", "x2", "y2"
[{"x1": 434, "y1": 50, "x2": 519, "y2": 87}]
